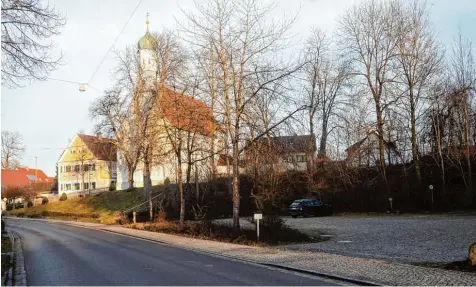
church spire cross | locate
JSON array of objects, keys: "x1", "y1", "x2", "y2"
[{"x1": 146, "y1": 12, "x2": 150, "y2": 32}]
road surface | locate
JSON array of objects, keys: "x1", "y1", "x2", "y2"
[{"x1": 7, "y1": 218, "x2": 339, "y2": 286}]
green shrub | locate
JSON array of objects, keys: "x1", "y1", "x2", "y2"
[
  {"x1": 26, "y1": 201, "x2": 33, "y2": 208},
  {"x1": 59, "y1": 192, "x2": 67, "y2": 201},
  {"x1": 15, "y1": 202, "x2": 24, "y2": 209},
  {"x1": 109, "y1": 182, "x2": 116, "y2": 191},
  {"x1": 42, "y1": 197, "x2": 49, "y2": 205}
]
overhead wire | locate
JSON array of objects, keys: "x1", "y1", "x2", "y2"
[
  {"x1": 87, "y1": 0, "x2": 144, "y2": 85},
  {"x1": 45, "y1": 0, "x2": 143, "y2": 92}
]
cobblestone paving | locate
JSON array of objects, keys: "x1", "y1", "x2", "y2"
[
  {"x1": 218, "y1": 214, "x2": 476, "y2": 263},
  {"x1": 96, "y1": 224, "x2": 476, "y2": 286}
]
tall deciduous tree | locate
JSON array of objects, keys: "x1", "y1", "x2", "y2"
[
  {"x1": 395, "y1": 0, "x2": 443, "y2": 187},
  {"x1": 450, "y1": 33, "x2": 475, "y2": 195},
  {"x1": 183, "y1": 0, "x2": 302, "y2": 232},
  {"x1": 337, "y1": 0, "x2": 401, "y2": 188}
]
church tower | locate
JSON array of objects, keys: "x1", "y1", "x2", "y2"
[{"x1": 137, "y1": 14, "x2": 157, "y2": 81}]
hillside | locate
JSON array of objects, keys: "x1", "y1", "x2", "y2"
[{"x1": 7, "y1": 189, "x2": 145, "y2": 224}]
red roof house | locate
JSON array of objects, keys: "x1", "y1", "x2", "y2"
[{"x1": 1, "y1": 168, "x2": 54, "y2": 192}]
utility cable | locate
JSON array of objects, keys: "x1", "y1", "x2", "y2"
[{"x1": 87, "y1": 0, "x2": 144, "y2": 85}]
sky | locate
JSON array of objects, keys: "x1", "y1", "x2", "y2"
[{"x1": 1, "y1": 0, "x2": 475, "y2": 176}]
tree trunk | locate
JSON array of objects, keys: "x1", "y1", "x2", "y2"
[
  {"x1": 127, "y1": 170, "x2": 134, "y2": 190},
  {"x1": 409, "y1": 90, "x2": 422, "y2": 188},
  {"x1": 319, "y1": 119, "x2": 328, "y2": 156},
  {"x1": 195, "y1": 165, "x2": 199, "y2": 202},
  {"x1": 142, "y1": 146, "x2": 153, "y2": 220},
  {"x1": 232, "y1": 138, "x2": 240, "y2": 233},
  {"x1": 178, "y1": 155, "x2": 185, "y2": 227},
  {"x1": 375, "y1": 104, "x2": 389, "y2": 196},
  {"x1": 463, "y1": 93, "x2": 473, "y2": 195},
  {"x1": 81, "y1": 171, "x2": 86, "y2": 197}
]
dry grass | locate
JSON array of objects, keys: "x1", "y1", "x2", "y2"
[
  {"x1": 6, "y1": 189, "x2": 145, "y2": 224},
  {"x1": 1, "y1": 236, "x2": 13, "y2": 279},
  {"x1": 126, "y1": 219, "x2": 322, "y2": 246}
]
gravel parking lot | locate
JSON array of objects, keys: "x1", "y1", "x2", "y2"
[{"x1": 218, "y1": 214, "x2": 476, "y2": 263}]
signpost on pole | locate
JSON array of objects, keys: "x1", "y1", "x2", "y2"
[
  {"x1": 254, "y1": 213, "x2": 262, "y2": 242},
  {"x1": 429, "y1": 185, "x2": 434, "y2": 210}
]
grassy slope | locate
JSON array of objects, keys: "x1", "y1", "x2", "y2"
[
  {"x1": 1, "y1": 236, "x2": 13, "y2": 279},
  {"x1": 7, "y1": 189, "x2": 145, "y2": 224}
]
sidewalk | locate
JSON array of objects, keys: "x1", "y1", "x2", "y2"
[{"x1": 9, "y1": 218, "x2": 476, "y2": 286}]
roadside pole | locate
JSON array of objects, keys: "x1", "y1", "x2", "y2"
[{"x1": 254, "y1": 213, "x2": 262, "y2": 242}]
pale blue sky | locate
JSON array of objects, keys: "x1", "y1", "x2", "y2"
[{"x1": 1, "y1": 0, "x2": 475, "y2": 176}]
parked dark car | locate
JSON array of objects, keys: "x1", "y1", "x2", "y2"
[{"x1": 288, "y1": 199, "x2": 332, "y2": 218}]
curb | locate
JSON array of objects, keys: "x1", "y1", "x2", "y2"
[
  {"x1": 11, "y1": 232, "x2": 27, "y2": 286},
  {"x1": 6, "y1": 217, "x2": 381, "y2": 286},
  {"x1": 100, "y1": 228, "x2": 381, "y2": 286},
  {"x1": 263, "y1": 263, "x2": 379, "y2": 286},
  {"x1": 4, "y1": 230, "x2": 27, "y2": 286}
]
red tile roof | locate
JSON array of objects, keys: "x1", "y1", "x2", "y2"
[
  {"x1": 77, "y1": 134, "x2": 117, "y2": 161},
  {"x1": 1, "y1": 169, "x2": 30, "y2": 189},
  {"x1": 157, "y1": 87, "x2": 218, "y2": 136},
  {"x1": 1, "y1": 167, "x2": 53, "y2": 190}
]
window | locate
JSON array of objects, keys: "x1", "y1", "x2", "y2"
[
  {"x1": 84, "y1": 182, "x2": 89, "y2": 190},
  {"x1": 91, "y1": 163, "x2": 96, "y2": 171},
  {"x1": 65, "y1": 184, "x2": 71, "y2": 190},
  {"x1": 91, "y1": 182, "x2": 96, "y2": 189},
  {"x1": 74, "y1": 165, "x2": 80, "y2": 172},
  {"x1": 65, "y1": 165, "x2": 71, "y2": 172},
  {"x1": 296, "y1": 155, "x2": 305, "y2": 162},
  {"x1": 74, "y1": 183, "x2": 80, "y2": 190}
]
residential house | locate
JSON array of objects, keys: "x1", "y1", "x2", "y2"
[
  {"x1": 57, "y1": 133, "x2": 117, "y2": 194},
  {"x1": 244, "y1": 135, "x2": 317, "y2": 173},
  {"x1": 345, "y1": 130, "x2": 402, "y2": 167},
  {"x1": 1, "y1": 167, "x2": 54, "y2": 209}
]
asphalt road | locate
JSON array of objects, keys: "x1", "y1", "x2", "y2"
[{"x1": 6, "y1": 218, "x2": 339, "y2": 286}]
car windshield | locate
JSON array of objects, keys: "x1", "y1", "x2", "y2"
[
  {"x1": 290, "y1": 200, "x2": 302, "y2": 206},
  {"x1": 312, "y1": 200, "x2": 322, "y2": 206}
]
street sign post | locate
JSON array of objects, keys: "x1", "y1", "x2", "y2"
[
  {"x1": 254, "y1": 213, "x2": 262, "y2": 241},
  {"x1": 429, "y1": 185, "x2": 434, "y2": 210}
]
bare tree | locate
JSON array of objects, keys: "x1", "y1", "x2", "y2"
[
  {"x1": 1, "y1": 131, "x2": 25, "y2": 169},
  {"x1": 337, "y1": 0, "x2": 401, "y2": 188},
  {"x1": 90, "y1": 88, "x2": 141, "y2": 189},
  {"x1": 450, "y1": 32, "x2": 475, "y2": 195},
  {"x1": 302, "y1": 28, "x2": 328, "y2": 138},
  {"x1": 301, "y1": 29, "x2": 351, "y2": 158},
  {"x1": 1, "y1": 0, "x2": 66, "y2": 87},
  {"x1": 183, "y1": 0, "x2": 302, "y2": 232},
  {"x1": 395, "y1": 0, "x2": 443, "y2": 187}
]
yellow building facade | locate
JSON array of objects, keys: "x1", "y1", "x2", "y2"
[{"x1": 57, "y1": 134, "x2": 117, "y2": 194}]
